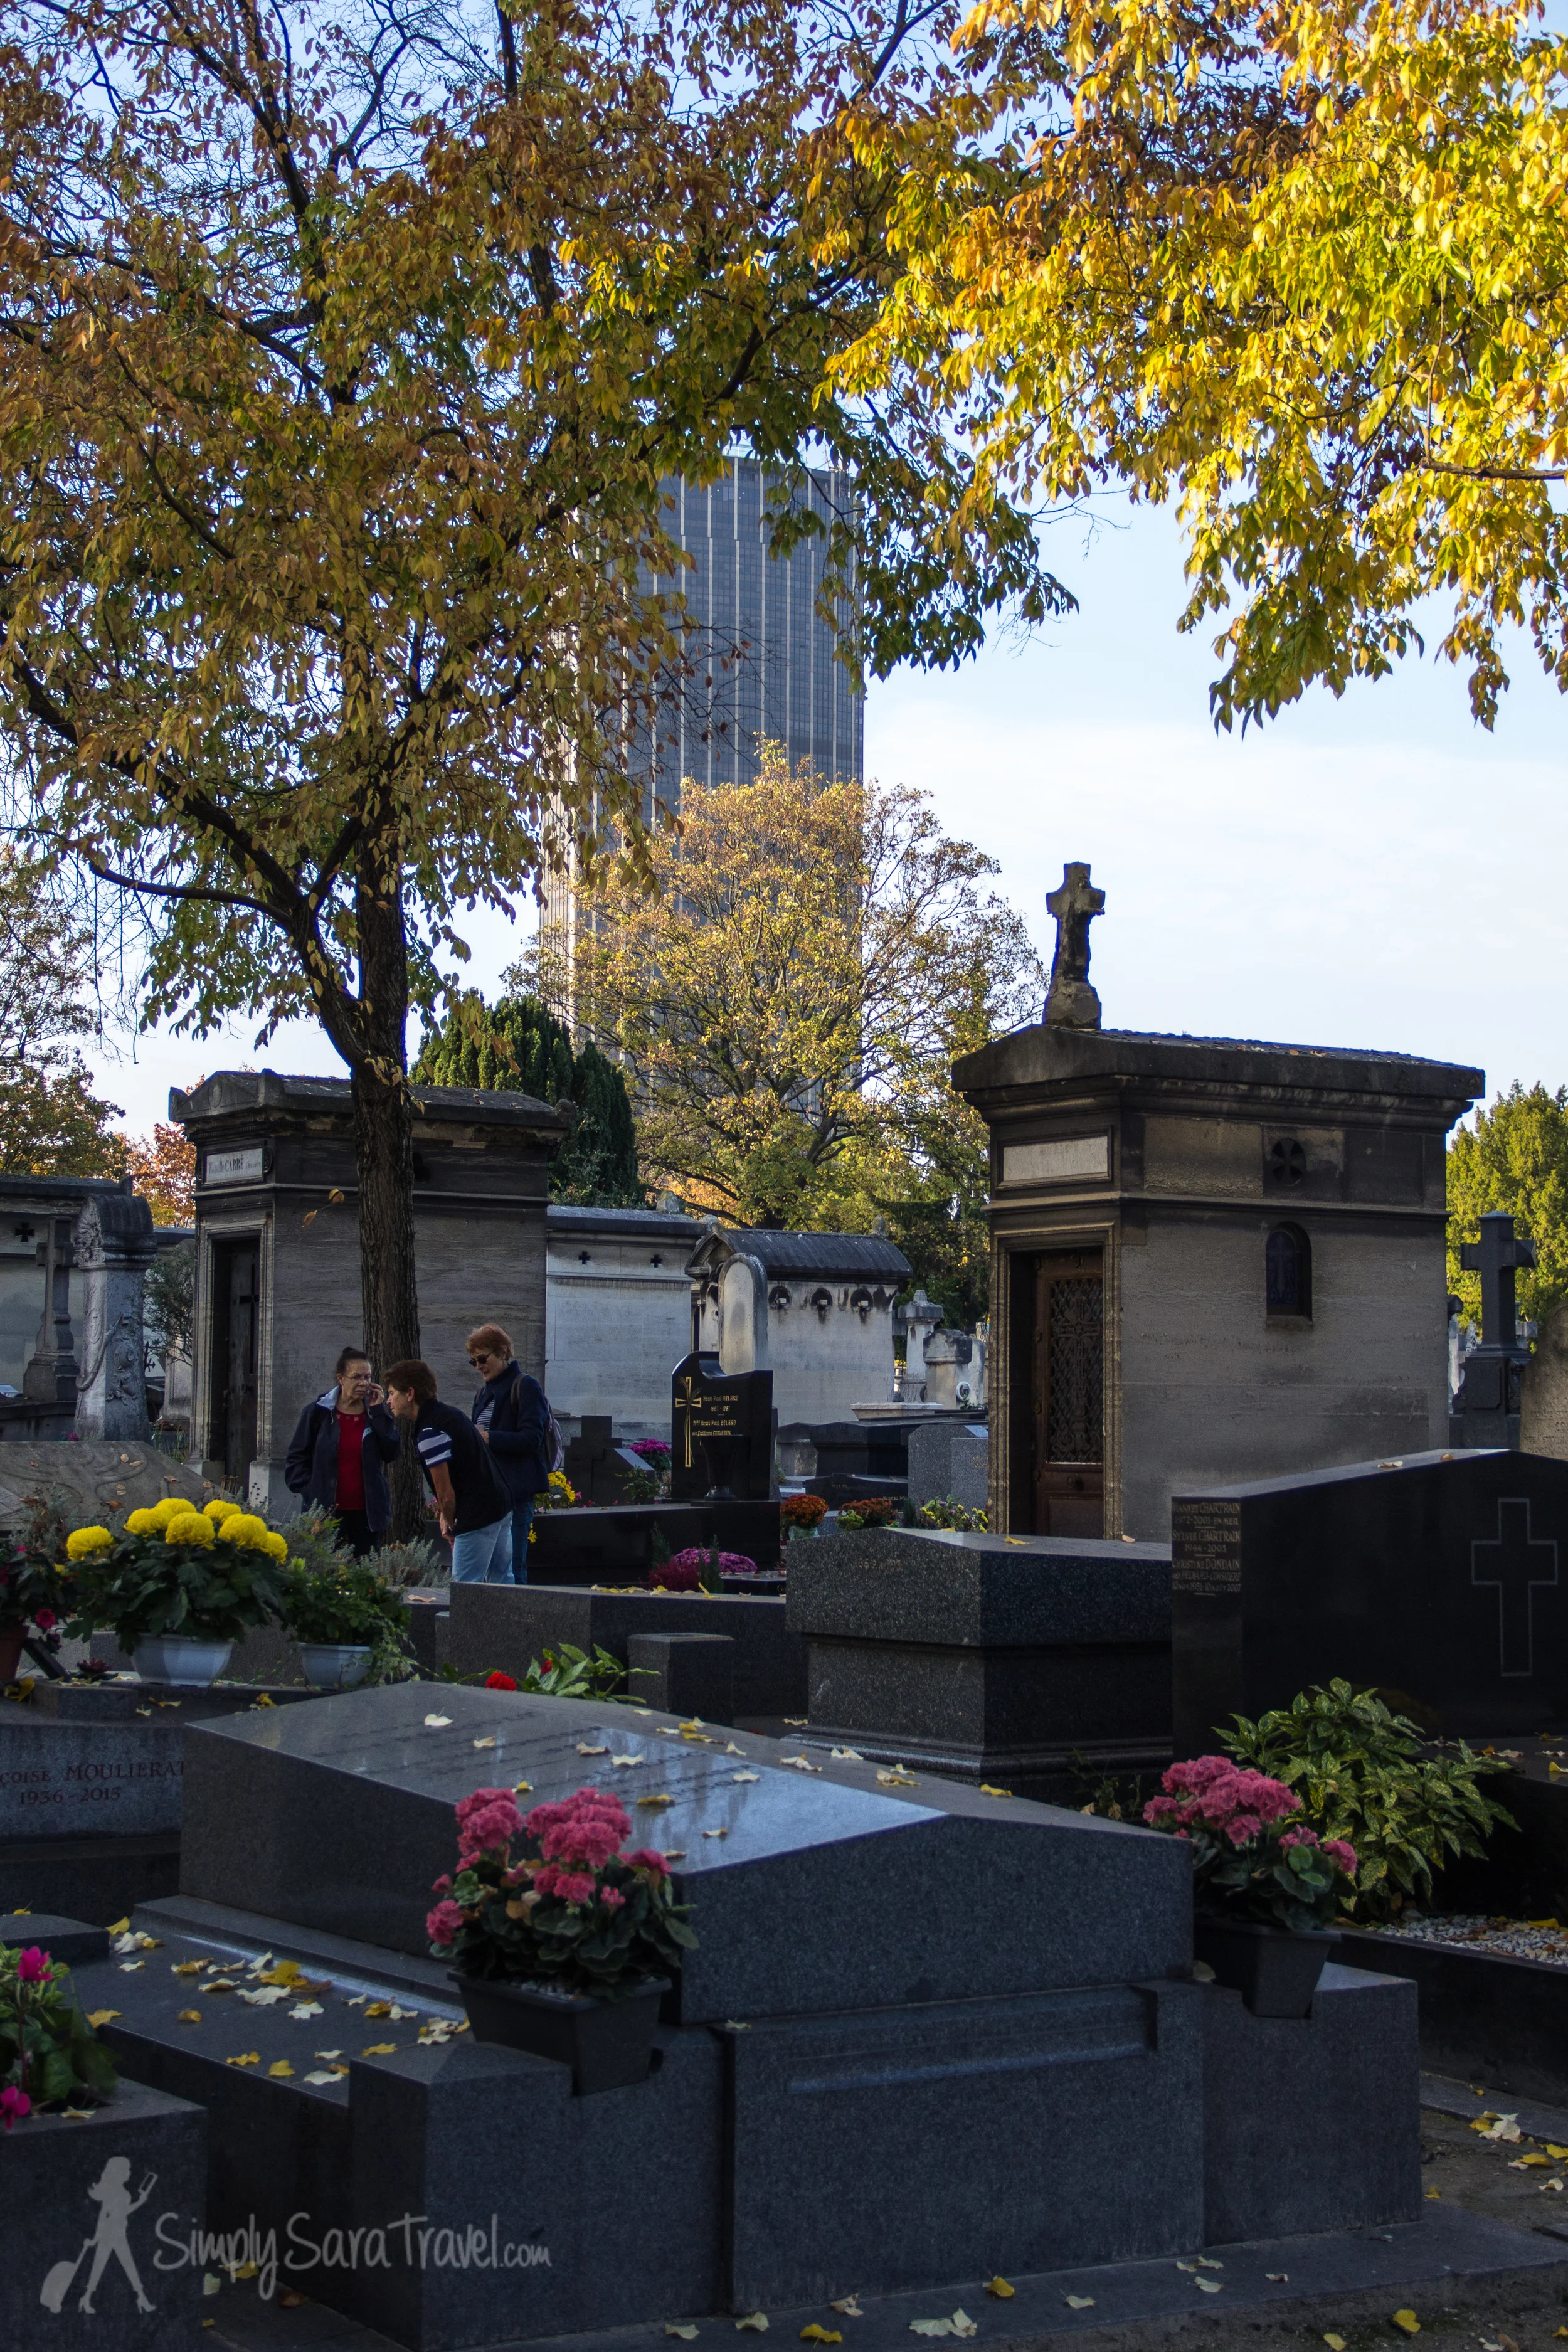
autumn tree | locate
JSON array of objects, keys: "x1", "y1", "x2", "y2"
[
  {"x1": 529, "y1": 747, "x2": 1042, "y2": 1290},
  {"x1": 0, "y1": 0, "x2": 1061, "y2": 1421},
  {"x1": 414, "y1": 991, "x2": 644, "y2": 1205},
  {"x1": 1449, "y1": 1084, "x2": 1568, "y2": 1330},
  {"x1": 837, "y1": 0, "x2": 1568, "y2": 730},
  {"x1": 0, "y1": 848, "x2": 125, "y2": 1177},
  {"x1": 123, "y1": 1123, "x2": 198, "y2": 1226}
]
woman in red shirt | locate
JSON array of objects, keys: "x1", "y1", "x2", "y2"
[{"x1": 283, "y1": 1348, "x2": 402, "y2": 1556}]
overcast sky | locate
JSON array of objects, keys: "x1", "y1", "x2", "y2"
[{"x1": 92, "y1": 492, "x2": 1568, "y2": 1136}]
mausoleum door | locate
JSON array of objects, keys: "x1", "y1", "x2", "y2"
[
  {"x1": 1032, "y1": 1249, "x2": 1104, "y2": 1537},
  {"x1": 211, "y1": 1236, "x2": 260, "y2": 1485}
]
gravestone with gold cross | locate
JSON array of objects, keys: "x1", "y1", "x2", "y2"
[{"x1": 670, "y1": 1349, "x2": 773, "y2": 1501}]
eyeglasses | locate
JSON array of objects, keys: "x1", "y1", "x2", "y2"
[{"x1": 468, "y1": 1352, "x2": 495, "y2": 1367}]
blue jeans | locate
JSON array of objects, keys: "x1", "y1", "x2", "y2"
[
  {"x1": 450, "y1": 1515, "x2": 514, "y2": 1584},
  {"x1": 510, "y1": 1497, "x2": 536, "y2": 1584}
]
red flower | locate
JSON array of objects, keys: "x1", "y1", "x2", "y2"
[
  {"x1": 485, "y1": 1671, "x2": 517, "y2": 1691},
  {"x1": 0, "y1": 2086, "x2": 31, "y2": 2130},
  {"x1": 33, "y1": 1609, "x2": 55, "y2": 1633},
  {"x1": 15, "y1": 1947, "x2": 50, "y2": 1984},
  {"x1": 627, "y1": 1848, "x2": 670, "y2": 1877}
]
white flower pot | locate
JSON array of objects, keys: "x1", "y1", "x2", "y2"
[
  {"x1": 298, "y1": 1643, "x2": 373, "y2": 1690},
  {"x1": 131, "y1": 1635, "x2": 233, "y2": 1687}
]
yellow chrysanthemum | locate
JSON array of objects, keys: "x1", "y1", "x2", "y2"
[
  {"x1": 65, "y1": 1525, "x2": 113, "y2": 1558},
  {"x1": 204, "y1": 1498, "x2": 241, "y2": 1524},
  {"x1": 148, "y1": 1498, "x2": 186, "y2": 1530},
  {"x1": 260, "y1": 1530, "x2": 289, "y2": 1562},
  {"x1": 164, "y1": 1512, "x2": 216, "y2": 1547},
  {"x1": 218, "y1": 1513, "x2": 270, "y2": 1549},
  {"x1": 124, "y1": 1508, "x2": 157, "y2": 1536}
]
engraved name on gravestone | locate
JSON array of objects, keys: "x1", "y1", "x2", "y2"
[
  {"x1": 1170, "y1": 1448, "x2": 1568, "y2": 1757},
  {"x1": 670, "y1": 1351, "x2": 773, "y2": 1502},
  {"x1": 0, "y1": 1722, "x2": 184, "y2": 1838}
]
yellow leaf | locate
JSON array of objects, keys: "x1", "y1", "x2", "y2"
[
  {"x1": 327, "y1": 1189, "x2": 345, "y2": 1204},
  {"x1": 225, "y1": 2052, "x2": 261, "y2": 2067},
  {"x1": 1548, "y1": 2145, "x2": 1568, "y2": 2159},
  {"x1": 803, "y1": 2331, "x2": 844, "y2": 2344},
  {"x1": 877, "y1": 1770, "x2": 919, "y2": 1786},
  {"x1": 704, "y1": 1828, "x2": 728, "y2": 1838},
  {"x1": 736, "y1": 2318, "x2": 768, "y2": 2333},
  {"x1": 985, "y1": 2279, "x2": 1014, "y2": 2299},
  {"x1": 473, "y1": 1737, "x2": 496, "y2": 1750},
  {"x1": 638, "y1": 1793, "x2": 676, "y2": 1808},
  {"x1": 253, "y1": 1695, "x2": 276, "y2": 1708},
  {"x1": 1194, "y1": 2278, "x2": 1222, "y2": 2294},
  {"x1": 302, "y1": 1210, "x2": 317, "y2": 1227},
  {"x1": 1425, "y1": 2187, "x2": 1441, "y2": 2200},
  {"x1": 1392, "y1": 2312, "x2": 1421, "y2": 2336},
  {"x1": 172, "y1": 1959, "x2": 208, "y2": 1976},
  {"x1": 978, "y1": 1785, "x2": 1012, "y2": 1799},
  {"x1": 258, "y1": 1960, "x2": 305, "y2": 1985},
  {"x1": 86, "y1": 2010, "x2": 120, "y2": 2028},
  {"x1": 268, "y1": 2060, "x2": 294, "y2": 2078},
  {"x1": 178, "y1": 2009, "x2": 203, "y2": 2024},
  {"x1": 107, "y1": 1917, "x2": 130, "y2": 1935},
  {"x1": 362, "y1": 2042, "x2": 396, "y2": 2056},
  {"x1": 667, "y1": 2329, "x2": 699, "y2": 2341},
  {"x1": 1324, "y1": 2338, "x2": 1348, "y2": 2350},
  {"x1": 578, "y1": 1742, "x2": 610, "y2": 1756},
  {"x1": 232, "y1": 2262, "x2": 260, "y2": 2280},
  {"x1": 514, "y1": 1781, "x2": 532, "y2": 1794},
  {"x1": 1510, "y1": 2154, "x2": 1550, "y2": 2168},
  {"x1": 364, "y1": 2001, "x2": 393, "y2": 2018}
]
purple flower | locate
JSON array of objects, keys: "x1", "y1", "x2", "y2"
[
  {"x1": 0, "y1": 2086, "x2": 31, "y2": 2129},
  {"x1": 14, "y1": 1947, "x2": 50, "y2": 1984}
]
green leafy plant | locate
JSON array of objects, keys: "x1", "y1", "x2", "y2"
[
  {"x1": 62, "y1": 1504, "x2": 289, "y2": 1651},
  {"x1": 918, "y1": 1496, "x2": 988, "y2": 1532},
  {"x1": 1221, "y1": 1680, "x2": 1517, "y2": 1922},
  {"x1": 429, "y1": 1785, "x2": 696, "y2": 2000},
  {"x1": 1, "y1": 1942, "x2": 119, "y2": 2112},
  {"x1": 282, "y1": 1513, "x2": 356, "y2": 1579},
  {"x1": 521, "y1": 1643, "x2": 629, "y2": 1700},
  {"x1": 620, "y1": 1469, "x2": 662, "y2": 1505},
  {"x1": 373, "y1": 1534, "x2": 447, "y2": 1589},
  {"x1": 280, "y1": 1560, "x2": 410, "y2": 1670}
]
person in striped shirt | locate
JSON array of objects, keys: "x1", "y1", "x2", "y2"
[{"x1": 383, "y1": 1358, "x2": 514, "y2": 1583}]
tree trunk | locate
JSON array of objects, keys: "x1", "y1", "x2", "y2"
[{"x1": 351, "y1": 879, "x2": 424, "y2": 1541}]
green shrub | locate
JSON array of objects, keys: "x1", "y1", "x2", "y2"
[
  {"x1": 279, "y1": 1560, "x2": 411, "y2": 1681},
  {"x1": 1221, "y1": 1679, "x2": 1517, "y2": 1921}
]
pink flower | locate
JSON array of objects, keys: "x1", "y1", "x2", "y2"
[
  {"x1": 551, "y1": 1872, "x2": 596, "y2": 1906},
  {"x1": 33, "y1": 1609, "x2": 55, "y2": 1633},
  {"x1": 455, "y1": 1786, "x2": 522, "y2": 1860},
  {"x1": 426, "y1": 1899, "x2": 465, "y2": 1946},
  {"x1": 1281, "y1": 1827, "x2": 1322, "y2": 1851},
  {"x1": 14, "y1": 1947, "x2": 50, "y2": 1984},
  {"x1": 627, "y1": 1848, "x2": 669, "y2": 1877},
  {"x1": 525, "y1": 1788, "x2": 630, "y2": 1870},
  {"x1": 1143, "y1": 1795, "x2": 1181, "y2": 1823},
  {"x1": 431, "y1": 1874, "x2": 452, "y2": 1895},
  {"x1": 1225, "y1": 1815, "x2": 1263, "y2": 1846},
  {"x1": 601, "y1": 1887, "x2": 625, "y2": 1909},
  {"x1": 0, "y1": 2086, "x2": 31, "y2": 2129},
  {"x1": 1323, "y1": 1839, "x2": 1359, "y2": 1876}
]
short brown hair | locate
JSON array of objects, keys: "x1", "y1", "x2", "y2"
[
  {"x1": 384, "y1": 1357, "x2": 438, "y2": 1405},
  {"x1": 465, "y1": 1323, "x2": 512, "y2": 1360}
]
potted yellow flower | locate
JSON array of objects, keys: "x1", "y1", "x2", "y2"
[{"x1": 63, "y1": 1498, "x2": 291, "y2": 1686}]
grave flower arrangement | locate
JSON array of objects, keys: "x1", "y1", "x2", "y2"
[
  {"x1": 836, "y1": 1497, "x2": 907, "y2": 1532},
  {"x1": 1142, "y1": 1756, "x2": 1358, "y2": 1932},
  {"x1": 278, "y1": 1557, "x2": 410, "y2": 1675},
  {"x1": 780, "y1": 1493, "x2": 828, "y2": 1534},
  {"x1": 61, "y1": 1496, "x2": 292, "y2": 1651},
  {"x1": 428, "y1": 1784, "x2": 697, "y2": 1999},
  {"x1": 0, "y1": 1539, "x2": 72, "y2": 1668},
  {"x1": 0, "y1": 1941, "x2": 119, "y2": 2117}
]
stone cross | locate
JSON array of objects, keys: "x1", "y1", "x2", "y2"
[
  {"x1": 1044, "y1": 862, "x2": 1105, "y2": 1030},
  {"x1": 21, "y1": 1214, "x2": 78, "y2": 1406},
  {"x1": 1459, "y1": 1210, "x2": 1537, "y2": 1350},
  {"x1": 1471, "y1": 1498, "x2": 1558, "y2": 1677}
]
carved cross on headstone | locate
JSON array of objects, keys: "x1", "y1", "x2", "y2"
[
  {"x1": 1044, "y1": 862, "x2": 1105, "y2": 1030},
  {"x1": 1472, "y1": 1497, "x2": 1558, "y2": 1677},
  {"x1": 1460, "y1": 1210, "x2": 1537, "y2": 1350}
]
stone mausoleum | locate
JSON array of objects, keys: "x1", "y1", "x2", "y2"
[
  {"x1": 172, "y1": 1071, "x2": 566, "y2": 1513},
  {"x1": 955, "y1": 866, "x2": 1483, "y2": 1543}
]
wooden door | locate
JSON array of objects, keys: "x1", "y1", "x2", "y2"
[
  {"x1": 1032, "y1": 1249, "x2": 1104, "y2": 1537},
  {"x1": 211, "y1": 1239, "x2": 260, "y2": 1484}
]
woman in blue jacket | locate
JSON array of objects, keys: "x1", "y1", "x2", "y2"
[
  {"x1": 466, "y1": 1323, "x2": 551, "y2": 1581},
  {"x1": 283, "y1": 1347, "x2": 402, "y2": 1557}
]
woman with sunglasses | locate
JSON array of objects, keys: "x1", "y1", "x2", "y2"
[{"x1": 466, "y1": 1324, "x2": 551, "y2": 1581}]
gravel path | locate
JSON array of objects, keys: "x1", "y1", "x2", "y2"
[{"x1": 1372, "y1": 1914, "x2": 1568, "y2": 1967}]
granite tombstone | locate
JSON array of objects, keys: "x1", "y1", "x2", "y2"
[
  {"x1": 670, "y1": 1350, "x2": 772, "y2": 1501},
  {"x1": 1171, "y1": 1446, "x2": 1568, "y2": 1753}
]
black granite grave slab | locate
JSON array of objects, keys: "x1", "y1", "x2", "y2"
[
  {"x1": 1202, "y1": 1964, "x2": 1420, "y2": 2242},
  {"x1": 0, "y1": 1910, "x2": 110, "y2": 1965},
  {"x1": 0, "y1": 2076, "x2": 207, "y2": 2351},
  {"x1": 1171, "y1": 1447, "x2": 1568, "y2": 1752},
  {"x1": 671, "y1": 1352, "x2": 773, "y2": 1501},
  {"x1": 177, "y1": 1683, "x2": 1192, "y2": 2022},
  {"x1": 529, "y1": 1500, "x2": 781, "y2": 1582},
  {"x1": 788, "y1": 1527, "x2": 1172, "y2": 1791},
  {"x1": 1330, "y1": 1926, "x2": 1568, "y2": 2106},
  {"x1": 625, "y1": 1632, "x2": 734, "y2": 1724},
  {"x1": 447, "y1": 1582, "x2": 805, "y2": 1717},
  {"x1": 0, "y1": 1828, "x2": 181, "y2": 1924},
  {"x1": 725, "y1": 1978, "x2": 1205, "y2": 2309}
]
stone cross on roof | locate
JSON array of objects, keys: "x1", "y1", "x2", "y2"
[
  {"x1": 1460, "y1": 1209, "x2": 1536, "y2": 1351},
  {"x1": 1044, "y1": 862, "x2": 1105, "y2": 1030}
]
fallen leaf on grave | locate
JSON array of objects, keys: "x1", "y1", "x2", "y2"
[
  {"x1": 289, "y1": 2002, "x2": 324, "y2": 2020},
  {"x1": 1478, "y1": 2114, "x2": 1522, "y2": 2141},
  {"x1": 315, "y1": 2049, "x2": 342, "y2": 2060},
  {"x1": 361, "y1": 2043, "x2": 396, "y2": 2055},
  {"x1": 736, "y1": 2316, "x2": 769, "y2": 2332},
  {"x1": 418, "y1": 2022, "x2": 458, "y2": 2045},
  {"x1": 1510, "y1": 2154, "x2": 1550, "y2": 2168},
  {"x1": 732, "y1": 1772, "x2": 760, "y2": 1783},
  {"x1": 679, "y1": 1719, "x2": 706, "y2": 1731},
  {"x1": 423, "y1": 1714, "x2": 452, "y2": 1729},
  {"x1": 781, "y1": 1756, "x2": 821, "y2": 1774},
  {"x1": 726, "y1": 1743, "x2": 747, "y2": 1756},
  {"x1": 578, "y1": 1742, "x2": 610, "y2": 1756},
  {"x1": 830, "y1": 2299, "x2": 864, "y2": 2317},
  {"x1": 225, "y1": 2052, "x2": 261, "y2": 2067},
  {"x1": 302, "y1": 1209, "x2": 318, "y2": 1226},
  {"x1": 344, "y1": 1994, "x2": 368, "y2": 2006},
  {"x1": 1265, "y1": 2273, "x2": 1288, "y2": 2283},
  {"x1": 61, "y1": 2106, "x2": 94, "y2": 2121},
  {"x1": 1498, "y1": 2336, "x2": 1522, "y2": 2352},
  {"x1": 206, "y1": 1978, "x2": 238, "y2": 1993},
  {"x1": 665, "y1": 2327, "x2": 699, "y2": 2340},
  {"x1": 107, "y1": 1917, "x2": 130, "y2": 1935},
  {"x1": 1193, "y1": 2279, "x2": 1222, "y2": 2295},
  {"x1": 724, "y1": 2021, "x2": 752, "y2": 2031},
  {"x1": 472, "y1": 1738, "x2": 496, "y2": 1751},
  {"x1": 948, "y1": 2318, "x2": 976, "y2": 2339},
  {"x1": 304, "y1": 2071, "x2": 346, "y2": 2087},
  {"x1": 877, "y1": 1770, "x2": 919, "y2": 1786},
  {"x1": 328, "y1": 1189, "x2": 345, "y2": 1205},
  {"x1": 280, "y1": 2291, "x2": 305, "y2": 2308},
  {"x1": 204, "y1": 2274, "x2": 221, "y2": 2297},
  {"x1": 247, "y1": 1954, "x2": 275, "y2": 1976},
  {"x1": 240, "y1": 1986, "x2": 290, "y2": 2007},
  {"x1": 663, "y1": 1849, "x2": 686, "y2": 1860},
  {"x1": 830, "y1": 1748, "x2": 863, "y2": 1761},
  {"x1": 802, "y1": 2331, "x2": 843, "y2": 2344},
  {"x1": 268, "y1": 2060, "x2": 295, "y2": 2078},
  {"x1": 387, "y1": 2005, "x2": 418, "y2": 2020},
  {"x1": 978, "y1": 1786, "x2": 1012, "y2": 1800},
  {"x1": 1064, "y1": 2295, "x2": 1096, "y2": 2310},
  {"x1": 513, "y1": 1781, "x2": 532, "y2": 1794},
  {"x1": 253, "y1": 1696, "x2": 277, "y2": 1710},
  {"x1": 612, "y1": 1755, "x2": 645, "y2": 1768},
  {"x1": 115, "y1": 1931, "x2": 161, "y2": 1954},
  {"x1": 86, "y1": 2010, "x2": 120, "y2": 2028},
  {"x1": 1195, "y1": 2258, "x2": 1222, "y2": 2269},
  {"x1": 1541, "y1": 2178, "x2": 1564, "y2": 2192},
  {"x1": 703, "y1": 1828, "x2": 728, "y2": 1839},
  {"x1": 1391, "y1": 2312, "x2": 1421, "y2": 2335},
  {"x1": 119, "y1": 1960, "x2": 144, "y2": 1973},
  {"x1": 232, "y1": 2263, "x2": 260, "y2": 2280},
  {"x1": 683, "y1": 1732, "x2": 718, "y2": 1745},
  {"x1": 984, "y1": 2280, "x2": 1014, "y2": 2300},
  {"x1": 172, "y1": 1960, "x2": 208, "y2": 1976},
  {"x1": 178, "y1": 2009, "x2": 203, "y2": 2025},
  {"x1": 364, "y1": 2001, "x2": 394, "y2": 2018},
  {"x1": 1425, "y1": 2188, "x2": 1441, "y2": 2200},
  {"x1": 783, "y1": 1718, "x2": 807, "y2": 1727},
  {"x1": 1549, "y1": 2145, "x2": 1568, "y2": 2159},
  {"x1": 638, "y1": 1793, "x2": 676, "y2": 1808},
  {"x1": 1323, "y1": 2337, "x2": 1347, "y2": 2350}
]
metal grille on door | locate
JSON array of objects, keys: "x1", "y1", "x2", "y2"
[{"x1": 1046, "y1": 1278, "x2": 1103, "y2": 1464}]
